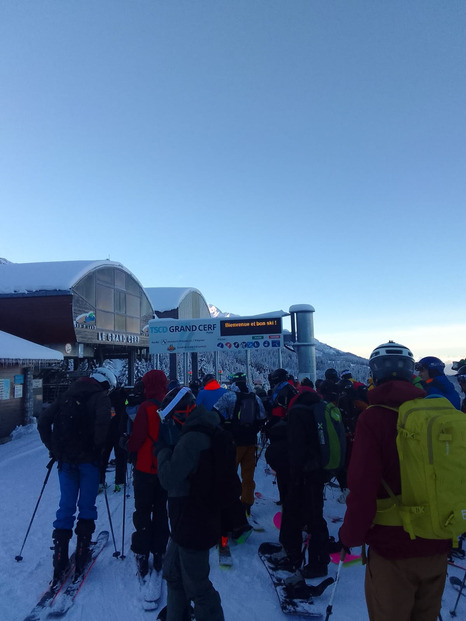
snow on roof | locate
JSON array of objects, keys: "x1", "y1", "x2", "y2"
[
  {"x1": 0, "y1": 330, "x2": 64, "y2": 363},
  {"x1": 145, "y1": 287, "x2": 207, "y2": 313},
  {"x1": 0, "y1": 260, "x2": 136, "y2": 294}
]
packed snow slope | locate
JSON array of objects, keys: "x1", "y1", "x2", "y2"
[{"x1": 1, "y1": 425, "x2": 464, "y2": 621}]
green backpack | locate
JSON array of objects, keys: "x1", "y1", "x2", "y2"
[
  {"x1": 311, "y1": 400, "x2": 346, "y2": 476},
  {"x1": 373, "y1": 396, "x2": 466, "y2": 542}
]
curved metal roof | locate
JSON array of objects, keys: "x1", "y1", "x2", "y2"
[
  {"x1": 145, "y1": 287, "x2": 209, "y2": 313},
  {"x1": 0, "y1": 260, "x2": 143, "y2": 295}
]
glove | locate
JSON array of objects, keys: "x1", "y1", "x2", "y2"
[
  {"x1": 119, "y1": 434, "x2": 129, "y2": 453},
  {"x1": 337, "y1": 528, "x2": 352, "y2": 559}
]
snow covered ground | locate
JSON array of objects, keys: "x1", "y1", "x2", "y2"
[{"x1": 1, "y1": 425, "x2": 464, "y2": 621}]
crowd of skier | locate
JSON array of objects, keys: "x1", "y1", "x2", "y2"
[{"x1": 36, "y1": 345, "x2": 466, "y2": 621}]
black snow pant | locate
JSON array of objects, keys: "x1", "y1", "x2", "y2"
[
  {"x1": 279, "y1": 472, "x2": 329, "y2": 565},
  {"x1": 100, "y1": 416, "x2": 127, "y2": 486},
  {"x1": 163, "y1": 539, "x2": 225, "y2": 621},
  {"x1": 131, "y1": 469, "x2": 170, "y2": 557},
  {"x1": 265, "y1": 441, "x2": 290, "y2": 505}
]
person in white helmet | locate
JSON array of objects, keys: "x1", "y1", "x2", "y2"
[
  {"x1": 339, "y1": 343, "x2": 450, "y2": 621},
  {"x1": 38, "y1": 366, "x2": 116, "y2": 583}
]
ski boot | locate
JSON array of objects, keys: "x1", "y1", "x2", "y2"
[
  {"x1": 152, "y1": 552, "x2": 163, "y2": 573},
  {"x1": 135, "y1": 553, "x2": 149, "y2": 578},
  {"x1": 301, "y1": 553, "x2": 329, "y2": 579},
  {"x1": 74, "y1": 519, "x2": 95, "y2": 579},
  {"x1": 52, "y1": 529, "x2": 72, "y2": 584},
  {"x1": 74, "y1": 534, "x2": 92, "y2": 578}
]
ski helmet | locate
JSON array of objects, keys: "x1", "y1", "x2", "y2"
[
  {"x1": 202, "y1": 373, "x2": 215, "y2": 386},
  {"x1": 337, "y1": 378, "x2": 354, "y2": 395},
  {"x1": 158, "y1": 386, "x2": 196, "y2": 424},
  {"x1": 320, "y1": 380, "x2": 340, "y2": 402},
  {"x1": 340, "y1": 370, "x2": 352, "y2": 380},
  {"x1": 455, "y1": 365, "x2": 466, "y2": 384},
  {"x1": 167, "y1": 378, "x2": 180, "y2": 391},
  {"x1": 369, "y1": 341, "x2": 415, "y2": 385},
  {"x1": 268, "y1": 368, "x2": 288, "y2": 386},
  {"x1": 324, "y1": 368, "x2": 339, "y2": 382},
  {"x1": 414, "y1": 356, "x2": 445, "y2": 377},
  {"x1": 90, "y1": 367, "x2": 117, "y2": 391},
  {"x1": 229, "y1": 371, "x2": 247, "y2": 384}
]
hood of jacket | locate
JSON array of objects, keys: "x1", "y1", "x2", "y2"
[
  {"x1": 142, "y1": 370, "x2": 168, "y2": 402},
  {"x1": 204, "y1": 379, "x2": 221, "y2": 391},
  {"x1": 67, "y1": 377, "x2": 104, "y2": 398},
  {"x1": 368, "y1": 379, "x2": 426, "y2": 408}
]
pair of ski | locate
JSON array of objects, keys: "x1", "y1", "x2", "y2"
[{"x1": 24, "y1": 531, "x2": 109, "y2": 621}]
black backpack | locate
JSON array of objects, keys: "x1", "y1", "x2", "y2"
[
  {"x1": 51, "y1": 392, "x2": 95, "y2": 462},
  {"x1": 232, "y1": 391, "x2": 260, "y2": 427},
  {"x1": 188, "y1": 425, "x2": 242, "y2": 510}
]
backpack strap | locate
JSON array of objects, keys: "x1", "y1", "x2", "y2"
[
  {"x1": 367, "y1": 403, "x2": 422, "y2": 539},
  {"x1": 147, "y1": 398, "x2": 161, "y2": 445}
]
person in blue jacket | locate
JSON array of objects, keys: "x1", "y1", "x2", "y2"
[
  {"x1": 196, "y1": 374, "x2": 227, "y2": 412},
  {"x1": 415, "y1": 356, "x2": 461, "y2": 409}
]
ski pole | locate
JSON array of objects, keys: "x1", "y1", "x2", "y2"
[
  {"x1": 103, "y1": 484, "x2": 121, "y2": 558},
  {"x1": 450, "y1": 569, "x2": 466, "y2": 617},
  {"x1": 120, "y1": 458, "x2": 128, "y2": 560},
  {"x1": 324, "y1": 556, "x2": 344, "y2": 621},
  {"x1": 15, "y1": 457, "x2": 55, "y2": 562}
]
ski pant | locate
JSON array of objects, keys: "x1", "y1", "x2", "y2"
[
  {"x1": 364, "y1": 548, "x2": 447, "y2": 621},
  {"x1": 235, "y1": 444, "x2": 256, "y2": 508},
  {"x1": 131, "y1": 469, "x2": 170, "y2": 556},
  {"x1": 53, "y1": 462, "x2": 100, "y2": 531},
  {"x1": 220, "y1": 498, "x2": 249, "y2": 538},
  {"x1": 163, "y1": 539, "x2": 225, "y2": 621},
  {"x1": 265, "y1": 441, "x2": 289, "y2": 504},
  {"x1": 100, "y1": 418, "x2": 127, "y2": 485},
  {"x1": 279, "y1": 473, "x2": 329, "y2": 565}
]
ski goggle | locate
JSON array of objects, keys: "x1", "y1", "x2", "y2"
[{"x1": 158, "y1": 387, "x2": 191, "y2": 420}]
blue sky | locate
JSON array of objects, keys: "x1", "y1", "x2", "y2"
[{"x1": 1, "y1": 1, "x2": 465, "y2": 362}]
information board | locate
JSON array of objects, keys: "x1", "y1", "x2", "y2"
[{"x1": 149, "y1": 316, "x2": 283, "y2": 354}]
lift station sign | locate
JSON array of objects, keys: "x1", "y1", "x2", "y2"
[{"x1": 149, "y1": 316, "x2": 283, "y2": 354}]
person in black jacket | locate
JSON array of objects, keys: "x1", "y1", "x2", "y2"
[
  {"x1": 270, "y1": 389, "x2": 330, "y2": 583},
  {"x1": 155, "y1": 387, "x2": 228, "y2": 621},
  {"x1": 38, "y1": 367, "x2": 115, "y2": 582},
  {"x1": 99, "y1": 386, "x2": 128, "y2": 492}
]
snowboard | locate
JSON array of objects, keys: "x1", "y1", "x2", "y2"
[{"x1": 258, "y1": 542, "x2": 333, "y2": 617}]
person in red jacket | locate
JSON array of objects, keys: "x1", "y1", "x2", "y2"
[
  {"x1": 339, "y1": 342, "x2": 450, "y2": 621},
  {"x1": 128, "y1": 369, "x2": 169, "y2": 577}
]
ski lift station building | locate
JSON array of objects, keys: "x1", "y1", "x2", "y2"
[{"x1": 0, "y1": 260, "x2": 210, "y2": 438}]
